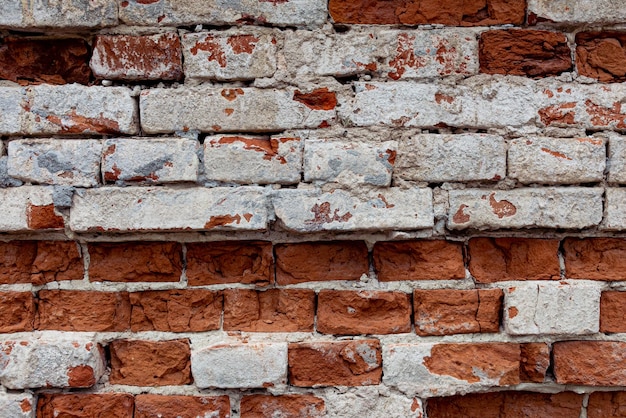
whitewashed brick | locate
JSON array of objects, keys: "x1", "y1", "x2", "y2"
[
  {"x1": 103, "y1": 138, "x2": 199, "y2": 184},
  {"x1": 183, "y1": 31, "x2": 277, "y2": 81},
  {"x1": 395, "y1": 133, "x2": 505, "y2": 182},
  {"x1": 0, "y1": 156, "x2": 23, "y2": 187},
  {"x1": 324, "y1": 387, "x2": 422, "y2": 418},
  {"x1": 0, "y1": 335, "x2": 104, "y2": 389},
  {"x1": 304, "y1": 139, "x2": 396, "y2": 186},
  {"x1": 192, "y1": 343, "x2": 287, "y2": 389},
  {"x1": 504, "y1": 282, "x2": 601, "y2": 335},
  {"x1": 602, "y1": 188, "x2": 626, "y2": 230},
  {"x1": 273, "y1": 188, "x2": 433, "y2": 232},
  {"x1": 0, "y1": 186, "x2": 61, "y2": 231},
  {"x1": 0, "y1": 85, "x2": 137, "y2": 136},
  {"x1": 69, "y1": 186, "x2": 268, "y2": 232},
  {"x1": 285, "y1": 28, "x2": 478, "y2": 79},
  {"x1": 448, "y1": 188, "x2": 603, "y2": 230},
  {"x1": 508, "y1": 137, "x2": 605, "y2": 184},
  {"x1": 140, "y1": 87, "x2": 336, "y2": 134},
  {"x1": 608, "y1": 133, "x2": 626, "y2": 183},
  {"x1": 119, "y1": 0, "x2": 326, "y2": 28},
  {"x1": 8, "y1": 139, "x2": 102, "y2": 187},
  {"x1": 0, "y1": 0, "x2": 117, "y2": 29},
  {"x1": 0, "y1": 393, "x2": 34, "y2": 418},
  {"x1": 204, "y1": 135, "x2": 301, "y2": 185},
  {"x1": 528, "y1": 0, "x2": 626, "y2": 24}
]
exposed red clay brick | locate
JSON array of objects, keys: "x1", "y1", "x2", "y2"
[
  {"x1": 587, "y1": 392, "x2": 626, "y2": 418},
  {"x1": 37, "y1": 393, "x2": 134, "y2": 418},
  {"x1": 317, "y1": 290, "x2": 411, "y2": 335},
  {"x1": 288, "y1": 340, "x2": 382, "y2": 387},
  {"x1": 0, "y1": 38, "x2": 91, "y2": 85},
  {"x1": 413, "y1": 289, "x2": 502, "y2": 336},
  {"x1": 0, "y1": 292, "x2": 34, "y2": 333},
  {"x1": 564, "y1": 238, "x2": 626, "y2": 280},
  {"x1": 186, "y1": 241, "x2": 273, "y2": 286},
  {"x1": 373, "y1": 240, "x2": 465, "y2": 281},
  {"x1": 88, "y1": 242, "x2": 182, "y2": 282},
  {"x1": 275, "y1": 241, "x2": 368, "y2": 285},
  {"x1": 427, "y1": 391, "x2": 583, "y2": 418},
  {"x1": 293, "y1": 88, "x2": 337, "y2": 110},
  {"x1": 468, "y1": 238, "x2": 560, "y2": 282},
  {"x1": 223, "y1": 289, "x2": 315, "y2": 332},
  {"x1": 130, "y1": 290, "x2": 222, "y2": 332},
  {"x1": 36, "y1": 290, "x2": 131, "y2": 332},
  {"x1": 109, "y1": 339, "x2": 191, "y2": 386},
  {"x1": 554, "y1": 341, "x2": 626, "y2": 386},
  {"x1": 576, "y1": 32, "x2": 626, "y2": 82},
  {"x1": 329, "y1": 0, "x2": 526, "y2": 26},
  {"x1": 135, "y1": 395, "x2": 230, "y2": 418},
  {"x1": 27, "y1": 203, "x2": 64, "y2": 229},
  {"x1": 480, "y1": 29, "x2": 572, "y2": 77},
  {"x1": 0, "y1": 241, "x2": 82, "y2": 285},
  {"x1": 240, "y1": 395, "x2": 325, "y2": 418},
  {"x1": 601, "y1": 291, "x2": 626, "y2": 333},
  {"x1": 67, "y1": 365, "x2": 97, "y2": 387},
  {"x1": 520, "y1": 343, "x2": 550, "y2": 383}
]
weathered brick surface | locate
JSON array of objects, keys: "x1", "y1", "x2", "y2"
[
  {"x1": 324, "y1": 389, "x2": 424, "y2": 418},
  {"x1": 203, "y1": 135, "x2": 302, "y2": 185},
  {"x1": 8, "y1": 139, "x2": 102, "y2": 187},
  {"x1": 373, "y1": 240, "x2": 465, "y2": 281},
  {"x1": 0, "y1": 0, "x2": 117, "y2": 29},
  {"x1": 89, "y1": 242, "x2": 182, "y2": 282},
  {"x1": 288, "y1": 340, "x2": 382, "y2": 387},
  {"x1": 192, "y1": 343, "x2": 287, "y2": 389},
  {"x1": 553, "y1": 341, "x2": 626, "y2": 385},
  {"x1": 135, "y1": 395, "x2": 230, "y2": 418},
  {"x1": 186, "y1": 241, "x2": 273, "y2": 286},
  {"x1": 563, "y1": 238, "x2": 626, "y2": 280},
  {"x1": 587, "y1": 392, "x2": 626, "y2": 418},
  {"x1": 36, "y1": 290, "x2": 131, "y2": 332},
  {"x1": 576, "y1": 32, "x2": 626, "y2": 82},
  {"x1": 182, "y1": 31, "x2": 277, "y2": 81},
  {"x1": 37, "y1": 393, "x2": 134, "y2": 418},
  {"x1": 91, "y1": 33, "x2": 182, "y2": 81},
  {"x1": 601, "y1": 291, "x2": 626, "y2": 333},
  {"x1": 528, "y1": 0, "x2": 626, "y2": 25},
  {"x1": 608, "y1": 133, "x2": 626, "y2": 183},
  {"x1": 468, "y1": 238, "x2": 560, "y2": 282},
  {"x1": 0, "y1": 241, "x2": 82, "y2": 284},
  {"x1": 275, "y1": 241, "x2": 368, "y2": 285},
  {"x1": 241, "y1": 395, "x2": 325, "y2": 418},
  {"x1": 0, "y1": 187, "x2": 63, "y2": 232},
  {"x1": 102, "y1": 138, "x2": 199, "y2": 184},
  {"x1": 0, "y1": 393, "x2": 34, "y2": 418},
  {"x1": 109, "y1": 339, "x2": 191, "y2": 386},
  {"x1": 602, "y1": 188, "x2": 626, "y2": 230},
  {"x1": 317, "y1": 290, "x2": 411, "y2": 335},
  {"x1": 223, "y1": 289, "x2": 315, "y2": 332},
  {"x1": 0, "y1": 292, "x2": 34, "y2": 333},
  {"x1": 413, "y1": 289, "x2": 502, "y2": 336},
  {"x1": 448, "y1": 188, "x2": 603, "y2": 230},
  {"x1": 520, "y1": 343, "x2": 550, "y2": 383}
]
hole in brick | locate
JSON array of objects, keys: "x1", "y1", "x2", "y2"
[
  {"x1": 334, "y1": 74, "x2": 360, "y2": 85},
  {"x1": 333, "y1": 24, "x2": 350, "y2": 33}
]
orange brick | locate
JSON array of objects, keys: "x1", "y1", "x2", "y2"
[
  {"x1": 0, "y1": 241, "x2": 82, "y2": 285},
  {"x1": 0, "y1": 292, "x2": 34, "y2": 333},
  {"x1": 601, "y1": 291, "x2": 626, "y2": 333},
  {"x1": 37, "y1": 393, "x2": 134, "y2": 418},
  {"x1": 241, "y1": 395, "x2": 325, "y2": 418},
  {"x1": 564, "y1": 238, "x2": 626, "y2": 280},
  {"x1": 134, "y1": 395, "x2": 230, "y2": 418}
]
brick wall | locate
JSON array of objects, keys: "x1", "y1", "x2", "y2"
[{"x1": 1, "y1": 0, "x2": 626, "y2": 417}]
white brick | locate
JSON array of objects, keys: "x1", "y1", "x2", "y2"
[
  {"x1": 528, "y1": 0, "x2": 626, "y2": 24},
  {"x1": 103, "y1": 138, "x2": 199, "y2": 184},
  {"x1": 304, "y1": 139, "x2": 396, "y2": 186},
  {"x1": 324, "y1": 387, "x2": 423, "y2": 418},
  {"x1": 0, "y1": 0, "x2": 117, "y2": 29},
  {"x1": 508, "y1": 137, "x2": 606, "y2": 184},
  {"x1": 8, "y1": 139, "x2": 102, "y2": 187},
  {"x1": 448, "y1": 188, "x2": 603, "y2": 230},
  {"x1": 119, "y1": 0, "x2": 326, "y2": 28},
  {"x1": 608, "y1": 133, "x2": 626, "y2": 183},
  {"x1": 0, "y1": 186, "x2": 61, "y2": 232},
  {"x1": 602, "y1": 188, "x2": 626, "y2": 230},
  {"x1": 140, "y1": 87, "x2": 336, "y2": 134},
  {"x1": 69, "y1": 186, "x2": 268, "y2": 232},
  {"x1": 0, "y1": 334, "x2": 104, "y2": 389},
  {"x1": 504, "y1": 282, "x2": 601, "y2": 335},
  {"x1": 0, "y1": 85, "x2": 137, "y2": 136},
  {"x1": 395, "y1": 133, "x2": 505, "y2": 182},
  {"x1": 204, "y1": 135, "x2": 301, "y2": 185},
  {"x1": 0, "y1": 393, "x2": 34, "y2": 418},
  {"x1": 273, "y1": 188, "x2": 433, "y2": 232},
  {"x1": 183, "y1": 31, "x2": 277, "y2": 81},
  {"x1": 191, "y1": 343, "x2": 287, "y2": 389},
  {"x1": 285, "y1": 28, "x2": 478, "y2": 79}
]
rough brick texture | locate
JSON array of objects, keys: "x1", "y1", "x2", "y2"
[
  {"x1": 0, "y1": 241, "x2": 82, "y2": 285},
  {"x1": 600, "y1": 291, "x2": 626, "y2": 333},
  {"x1": 553, "y1": 341, "x2": 626, "y2": 386},
  {"x1": 0, "y1": 292, "x2": 35, "y2": 333},
  {"x1": 240, "y1": 395, "x2": 325, "y2": 418},
  {"x1": 134, "y1": 395, "x2": 230, "y2": 418},
  {"x1": 37, "y1": 394, "x2": 134, "y2": 418},
  {"x1": 563, "y1": 238, "x2": 626, "y2": 280}
]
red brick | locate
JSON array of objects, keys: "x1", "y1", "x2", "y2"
[
  {"x1": 317, "y1": 290, "x2": 411, "y2": 335},
  {"x1": 0, "y1": 241, "x2": 82, "y2": 285},
  {"x1": 0, "y1": 38, "x2": 91, "y2": 85},
  {"x1": 329, "y1": 0, "x2": 525, "y2": 25},
  {"x1": 241, "y1": 395, "x2": 325, "y2": 418},
  {"x1": 480, "y1": 29, "x2": 572, "y2": 77},
  {"x1": 275, "y1": 241, "x2": 368, "y2": 284},
  {"x1": 36, "y1": 290, "x2": 131, "y2": 332},
  {"x1": 587, "y1": 392, "x2": 626, "y2": 418},
  {"x1": 186, "y1": 241, "x2": 273, "y2": 286},
  {"x1": 288, "y1": 340, "x2": 382, "y2": 387},
  {"x1": 601, "y1": 291, "x2": 626, "y2": 333},
  {"x1": 554, "y1": 341, "x2": 626, "y2": 386},
  {"x1": 0, "y1": 292, "x2": 34, "y2": 333},
  {"x1": 373, "y1": 240, "x2": 465, "y2": 281},
  {"x1": 563, "y1": 238, "x2": 626, "y2": 280},
  {"x1": 109, "y1": 339, "x2": 191, "y2": 386},
  {"x1": 37, "y1": 393, "x2": 134, "y2": 418},
  {"x1": 91, "y1": 33, "x2": 183, "y2": 81},
  {"x1": 88, "y1": 242, "x2": 182, "y2": 282},
  {"x1": 134, "y1": 394, "x2": 230, "y2": 418},
  {"x1": 520, "y1": 343, "x2": 550, "y2": 383},
  {"x1": 468, "y1": 237, "x2": 560, "y2": 282},
  {"x1": 223, "y1": 289, "x2": 314, "y2": 332},
  {"x1": 130, "y1": 290, "x2": 222, "y2": 332},
  {"x1": 576, "y1": 32, "x2": 626, "y2": 82},
  {"x1": 413, "y1": 289, "x2": 502, "y2": 336},
  {"x1": 427, "y1": 391, "x2": 583, "y2": 418}
]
